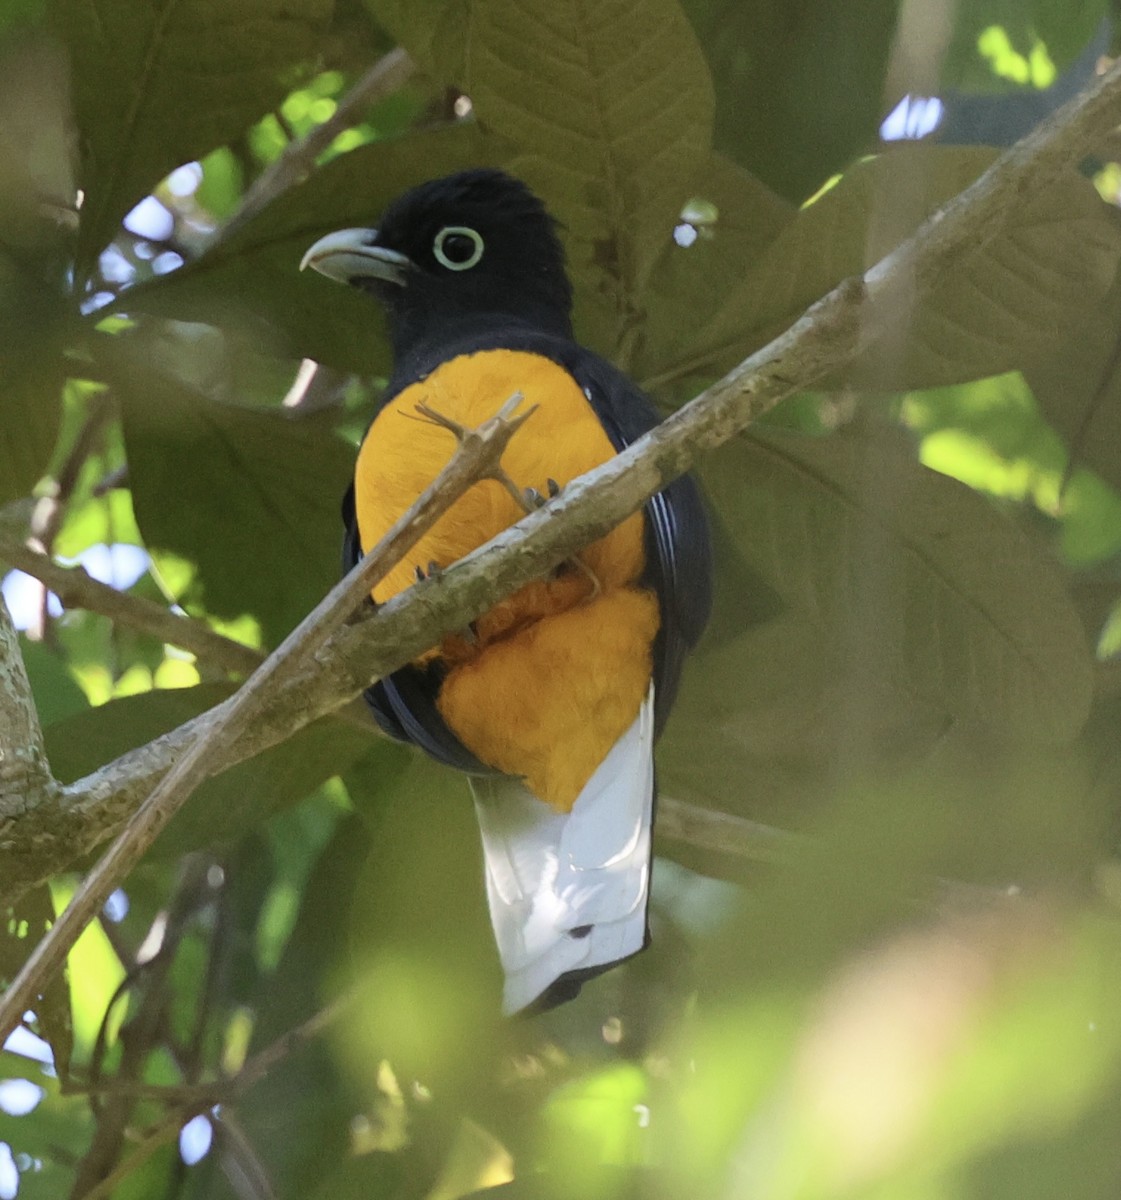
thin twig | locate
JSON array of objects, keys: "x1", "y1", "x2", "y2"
[
  {"x1": 216, "y1": 48, "x2": 415, "y2": 245},
  {"x1": 29, "y1": 392, "x2": 114, "y2": 554},
  {"x1": 71, "y1": 857, "x2": 216, "y2": 1199},
  {"x1": 235, "y1": 991, "x2": 354, "y2": 1090},
  {"x1": 0, "y1": 394, "x2": 536, "y2": 1045},
  {"x1": 63, "y1": 990, "x2": 355, "y2": 1107},
  {"x1": 213, "y1": 1108, "x2": 278, "y2": 1200},
  {"x1": 655, "y1": 796, "x2": 798, "y2": 863},
  {"x1": 25, "y1": 393, "x2": 115, "y2": 642},
  {"x1": 75, "y1": 1103, "x2": 211, "y2": 1200},
  {"x1": 0, "y1": 532, "x2": 264, "y2": 677}
]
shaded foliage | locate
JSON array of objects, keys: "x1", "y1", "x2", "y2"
[{"x1": 2, "y1": 0, "x2": 1121, "y2": 1197}]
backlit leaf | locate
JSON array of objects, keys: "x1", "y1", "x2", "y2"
[
  {"x1": 53, "y1": 0, "x2": 332, "y2": 281},
  {"x1": 658, "y1": 146, "x2": 1121, "y2": 391},
  {"x1": 660, "y1": 427, "x2": 1093, "y2": 817},
  {"x1": 109, "y1": 340, "x2": 354, "y2": 643},
  {"x1": 121, "y1": 123, "x2": 500, "y2": 375},
  {"x1": 371, "y1": 0, "x2": 716, "y2": 362}
]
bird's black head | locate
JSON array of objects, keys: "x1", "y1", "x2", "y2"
[{"x1": 302, "y1": 169, "x2": 574, "y2": 357}]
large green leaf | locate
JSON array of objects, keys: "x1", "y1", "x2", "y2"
[
  {"x1": 52, "y1": 0, "x2": 332, "y2": 282},
  {"x1": 655, "y1": 146, "x2": 1121, "y2": 391},
  {"x1": 659, "y1": 427, "x2": 1094, "y2": 820},
  {"x1": 43, "y1": 684, "x2": 380, "y2": 853},
  {"x1": 107, "y1": 339, "x2": 354, "y2": 643},
  {"x1": 18, "y1": 638, "x2": 89, "y2": 727},
  {"x1": 0, "y1": 252, "x2": 70, "y2": 504},
  {"x1": 634, "y1": 151, "x2": 794, "y2": 398},
  {"x1": 0, "y1": 0, "x2": 46, "y2": 37},
  {"x1": 902, "y1": 371, "x2": 1121, "y2": 568},
  {"x1": 369, "y1": 0, "x2": 715, "y2": 363},
  {"x1": 230, "y1": 808, "x2": 386, "y2": 1197},
  {"x1": 679, "y1": 0, "x2": 900, "y2": 202},
  {"x1": 1, "y1": 885, "x2": 71, "y2": 1078},
  {"x1": 1026, "y1": 275, "x2": 1121, "y2": 495},
  {"x1": 0, "y1": 351, "x2": 64, "y2": 505},
  {"x1": 120, "y1": 123, "x2": 500, "y2": 375}
]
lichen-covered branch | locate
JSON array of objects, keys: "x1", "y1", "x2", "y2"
[{"x1": 0, "y1": 594, "x2": 58, "y2": 822}]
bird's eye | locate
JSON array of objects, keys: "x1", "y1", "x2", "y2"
[{"x1": 433, "y1": 226, "x2": 484, "y2": 271}]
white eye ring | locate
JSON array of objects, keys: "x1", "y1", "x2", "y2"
[{"x1": 433, "y1": 226, "x2": 484, "y2": 271}]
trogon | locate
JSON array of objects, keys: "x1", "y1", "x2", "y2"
[{"x1": 302, "y1": 169, "x2": 712, "y2": 1014}]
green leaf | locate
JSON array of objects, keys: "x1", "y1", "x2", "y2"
[
  {"x1": 107, "y1": 1144, "x2": 181, "y2": 1200},
  {"x1": 634, "y1": 151, "x2": 794, "y2": 397},
  {"x1": 106, "y1": 338, "x2": 353, "y2": 643},
  {"x1": 903, "y1": 372, "x2": 1121, "y2": 567},
  {"x1": 2, "y1": 885, "x2": 72, "y2": 1079},
  {"x1": 660, "y1": 427, "x2": 1093, "y2": 819},
  {"x1": 120, "y1": 123, "x2": 501, "y2": 374},
  {"x1": 52, "y1": 0, "x2": 333, "y2": 282},
  {"x1": 943, "y1": 0, "x2": 1106, "y2": 91},
  {"x1": 0, "y1": 1069, "x2": 91, "y2": 1200},
  {"x1": 0, "y1": 254, "x2": 70, "y2": 504},
  {"x1": 18, "y1": 638, "x2": 89, "y2": 726},
  {"x1": 0, "y1": 354, "x2": 64, "y2": 504},
  {"x1": 344, "y1": 754, "x2": 501, "y2": 1093},
  {"x1": 371, "y1": 0, "x2": 716, "y2": 362},
  {"x1": 231, "y1": 807, "x2": 389, "y2": 1197},
  {"x1": 43, "y1": 684, "x2": 382, "y2": 853},
  {"x1": 659, "y1": 146, "x2": 1121, "y2": 391},
  {"x1": 1026, "y1": 275, "x2": 1121, "y2": 495},
  {"x1": 680, "y1": 0, "x2": 901, "y2": 202},
  {"x1": 0, "y1": 0, "x2": 46, "y2": 38}
]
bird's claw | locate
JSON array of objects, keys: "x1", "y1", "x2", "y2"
[{"x1": 413, "y1": 561, "x2": 443, "y2": 583}]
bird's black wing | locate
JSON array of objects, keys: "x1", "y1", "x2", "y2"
[
  {"x1": 341, "y1": 482, "x2": 498, "y2": 773},
  {"x1": 559, "y1": 349, "x2": 713, "y2": 734}
]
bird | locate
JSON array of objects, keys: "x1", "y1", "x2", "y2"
[{"x1": 301, "y1": 169, "x2": 712, "y2": 1014}]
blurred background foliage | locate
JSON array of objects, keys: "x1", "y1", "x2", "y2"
[{"x1": 2, "y1": 0, "x2": 1121, "y2": 1196}]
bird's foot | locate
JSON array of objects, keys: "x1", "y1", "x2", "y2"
[
  {"x1": 567, "y1": 554, "x2": 601, "y2": 601},
  {"x1": 412, "y1": 560, "x2": 477, "y2": 642},
  {"x1": 519, "y1": 479, "x2": 598, "y2": 598}
]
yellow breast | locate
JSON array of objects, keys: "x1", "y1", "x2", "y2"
[{"x1": 354, "y1": 349, "x2": 659, "y2": 810}]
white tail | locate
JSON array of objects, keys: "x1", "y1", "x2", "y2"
[{"x1": 471, "y1": 687, "x2": 655, "y2": 1014}]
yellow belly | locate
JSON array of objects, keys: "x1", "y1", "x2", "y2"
[{"x1": 353, "y1": 348, "x2": 659, "y2": 811}]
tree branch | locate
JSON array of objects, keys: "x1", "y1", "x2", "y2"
[
  {"x1": 656, "y1": 796, "x2": 796, "y2": 863},
  {"x1": 0, "y1": 593, "x2": 57, "y2": 821},
  {"x1": 0, "y1": 532, "x2": 264, "y2": 677},
  {"x1": 216, "y1": 47, "x2": 416, "y2": 245}
]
